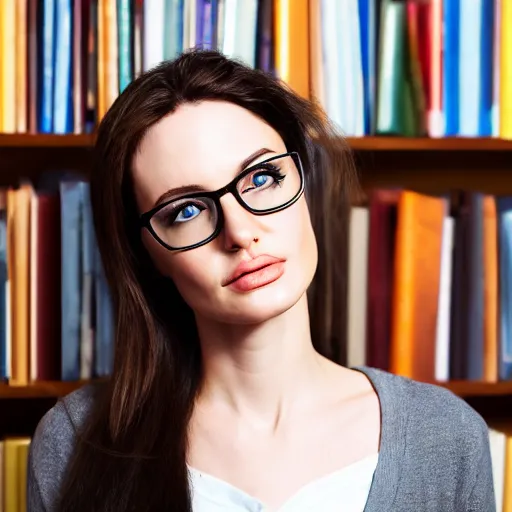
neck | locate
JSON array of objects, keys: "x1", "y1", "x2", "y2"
[{"x1": 194, "y1": 294, "x2": 327, "y2": 428}]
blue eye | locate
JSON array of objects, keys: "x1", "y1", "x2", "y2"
[
  {"x1": 240, "y1": 167, "x2": 286, "y2": 195},
  {"x1": 175, "y1": 204, "x2": 201, "y2": 223},
  {"x1": 253, "y1": 174, "x2": 270, "y2": 187}
]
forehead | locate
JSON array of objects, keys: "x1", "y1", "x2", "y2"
[{"x1": 132, "y1": 101, "x2": 286, "y2": 207}]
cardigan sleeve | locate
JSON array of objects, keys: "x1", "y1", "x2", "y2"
[
  {"x1": 27, "y1": 399, "x2": 78, "y2": 512},
  {"x1": 465, "y1": 419, "x2": 496, "y2": 512},
  {"x1": 27, "y1": 449, "x2": 48, "y2": 512}
]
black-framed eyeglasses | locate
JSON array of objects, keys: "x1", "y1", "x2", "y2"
[{"x1": 139, "y1": 151, "x2": 305, "y2": 252}]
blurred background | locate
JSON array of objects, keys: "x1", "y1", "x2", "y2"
[{"x1": 0, "y1": 0, "x2": 512, "y2": 510}]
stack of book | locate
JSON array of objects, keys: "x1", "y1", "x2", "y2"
[
  {"x1": 0, "y1": 177, "x2": 114, "y2": 386},
  {"x1": 0, "y1": 437, "x2": 31, "y2": 512},
  {"x1": 0, "y1": 1, "x2": 510, "y2": 138},
  {"x1": 347, "y1": 190, "x2": 512, "y2": 384}
]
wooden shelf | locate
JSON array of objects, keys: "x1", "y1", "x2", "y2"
[
  {"x1": 1, "y1": 134, "x2": 512, "y2": 151},
  {"x1": 347, "y1": 136, "x2": 512, "y2": 151},
  {"x1": 0, "y1": 378, "x2": 510, "y2": 399},
  {"x1": 0, "y1": 381, "x2": 89, "y2": 399},
  {"x1": 0, "y1": 134, "x2": 95, "y2": 147},
  {"x1": 438, "y1": 380, "x2": 512, "y2": 398}
]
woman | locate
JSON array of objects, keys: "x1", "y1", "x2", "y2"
[{"x1": 28, "y1": 49, "x2": 494, "y2": 512}]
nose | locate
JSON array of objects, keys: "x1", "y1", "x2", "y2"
[{"x1": 219, "y1": 194, "x2": 261, "y2": 252}]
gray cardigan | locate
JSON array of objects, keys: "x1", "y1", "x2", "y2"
[{"x1": 27, "y1": 366, "x2": 496, "y2": 511}]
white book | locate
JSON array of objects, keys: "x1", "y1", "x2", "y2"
[
  {"x1": 221, "y1": 0, "x2": 237, "y2": 57},
  {"x1": 488, "y1": 428, "x2": 506, "y2": 512},
  {"x1": 217, "y1": 0, "x2": 225, "y2": 51},
  {"x1": 347, "y1": 207, "x2": 369, "y2": 368},
  {"x1": 234, "y1": 0, "x2": 258, "y2": 68},
  {"x1": 321, "y1": 0, "x2": 343, "y2": 131},
  {"x1": 341, "y1": 0, "x2": 364, "y2": 136},
  {"x1": 144, "y1": 0, "x2": 165, "y2": 71},
  {"x1": 435, "y1": 215, "x2": 455, "y2": 382}
]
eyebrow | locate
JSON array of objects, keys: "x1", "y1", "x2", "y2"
[{"x1": 152, "y1": 147, "x2": 275, "y2": 207}]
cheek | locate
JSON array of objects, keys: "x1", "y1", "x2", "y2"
[
  {"x1": 298, "y1": 201, "x2": 319, "y2": 278},
  {"x1": 142, "y1": 230, "x2": 218, "y2": 305},
  {"x1": 170, "y1": 252, "x2": 215, "y2": 294},
  {"x1": 277, "y1": 198, "x2": 318, "y2": 262}
]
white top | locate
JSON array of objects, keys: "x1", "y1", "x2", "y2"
[{"x1": 188, "y1": 453, "x2": 379, "y2": 512}]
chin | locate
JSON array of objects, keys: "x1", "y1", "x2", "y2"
[{"x1": 215, "y1": 279, "x2": 308, "y2": 325}]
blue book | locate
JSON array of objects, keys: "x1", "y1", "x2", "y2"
[
  {"x1": 210, "y1": 0, "x2": 218, "y2": 49},
  {"x1": 60, "y1": 180, "x2": 84, "y2": 381},
  {"x1": 358, "y1": 0, "x2": 376, "y2": 135},
  {"x1": 94, "y1": 245, "x2": 114, "y2": 377},
  {"x1": 458, "y1": 1, "x2": 481, "y2": 136},
  {"x1": 478, "y1": 0, "x2": 494, "y2": 136},
  {"x1": 38, "y1": 0, "x2": 56, "y2": 133},
  {"x1": 196, "y1": 0, "x2": 205, "y2": 47},
  {"x1": 197, "y1": 0, "x2": 217, "y2": 49},
  {"x1": 497, "y1": 197, "x2": 512, "y2": 381},
  {"x1": 164, "y1": 0, "x2": 184, "y2": 60},
  {"x1": 118, "y1": 0, "x2": 133, "y2": 93},
  {"x1": 53, "y1": 0, "x2": 73, "y2": 133},
  {"x1": 443, "y1": 0, "x2": 459, "y2": 136}
]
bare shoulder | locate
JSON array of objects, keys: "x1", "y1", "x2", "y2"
[
  {"x1": 324, "y1": 361, "x2": 381, "y2": 413},
  {"x1": 319, "y1": 361, "x2": 382, "y2": 458}
]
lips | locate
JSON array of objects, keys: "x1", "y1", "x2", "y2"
[{"x1": 223, "y1": 255, "x2": 286, "y2": 287}]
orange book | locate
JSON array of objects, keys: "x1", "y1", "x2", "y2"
[
  {"x1": 483, "y1": 195, "x2": 498, "y2": 382},
  {"x1": 308, "y1": 0, "x2": 325, "y2": 107},
  {"x1": 274, "y1": 0, "x2": 310, "y2": 99},
  {"x1": 7, "y1": 184, "x2": 32, "y2": 386},
  {"x1": 504, "y1": 430, "x2": 512, "y2": 512},
  {"x1": 73, "y1": 0, "x2": 84, "y2": 134},
  {"x1": 104, "y1": 0, "x2": 119, "y2": 114},
  {"x1": 97, "y1": 0, "x2": 106, "y2": 119},
  {"x1": 0, "y1": 0, "x2": 16, "y2": 133},
  {"x1": 3, "y1": 437, "x2": 31, "y2": 512},
  {"x1": 15, "y1": 0, "x2": 28, "y2": 133},
  {"x1": 98, "y1": 0, "x2": 119, "y2": 121},
  {"x1": 389, "y1": 191, "x2": 445, "y2": 382}
]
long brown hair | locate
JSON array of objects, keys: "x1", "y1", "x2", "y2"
[{"x1": 58, "y1": 49, "x2": 359, "y2": 511}]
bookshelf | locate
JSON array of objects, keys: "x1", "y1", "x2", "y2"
[
  {"x1": 441, "y1": 381, "x2": 512, "y2": 399},
  {"x1": 0, "y1": 381, "x2": 87, "y2": 399},
  {"x1": 349, "y1": 137, "x2": 512, "y2": 152},
  {"x1": 0, "y1": 378, "x2": 512, "y2": 400},
  {"x1": 2, "y1": 134, "x2": 512, "y2": 150},
  {"x1": 0, "y1": 133, "x2": 509, "y2": 443},
  {"x1": 0, "y1": 135, "x2": 511, "y2": 408},
  {"x1": 0, "y1": 134, "x2": 95, "y2": 148}
]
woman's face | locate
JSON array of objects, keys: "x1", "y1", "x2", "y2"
[{"x1": 132, "y1": 100, "x2": 318, "y2": 324}]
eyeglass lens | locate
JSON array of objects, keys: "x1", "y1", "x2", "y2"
[{"x1": 149, "y1": 154, "x2": 301, "y2": 249}]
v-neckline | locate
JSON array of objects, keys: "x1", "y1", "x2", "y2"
[
  {"x1": 188, "y1": 452, "x2": 380, "y2": 511},
  {"x1": 351, "y1": 366, "x2": 403, "y2": 512},
  {"x1": 188, "y1": 366, "x2": 402, "y2": 512}
]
